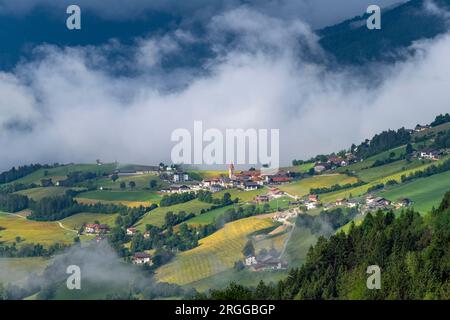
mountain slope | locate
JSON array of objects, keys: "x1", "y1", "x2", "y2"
[{"x1": 319, "y1": 0, "x2": 450, "y2": 65}]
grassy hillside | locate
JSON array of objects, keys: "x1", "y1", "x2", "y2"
[
  {"x1": 60, "y1": 212, "x2": 118, "y2": 230},
  {"x1": 413, "y1": 121, "x2": 450, "y2": 139},
  {"x1": 0, "y1": 257, "x2": 52, "y2": 285},
  {"x1": 9, "y1": 163, "x2": 116, "y2": 185},
  {"x1": 282, "y1": 225, "x2": 318, "y2": 267},
  {"x1": 278, "y1": 174, "x2": 358, "y2": 197},
  {"x1": 336, "y1": 145, "x2": 407, "y2": 174},
  {"x1": 155, "y1": 216, "x2": 275, "y2": 285},
  {"x1": 379, "y1": 170, "x2": 450, "y2": 214},
  {"x1": 284, "y1": 162, "x2": 315, "y2": 173},
  {"x1": 213, "y1": 188, "x2": 267, "y2": 202},
  {"x1": 15, "y1": 187, "x2": 75, "y2": 201},
  {"x1": 92, "y1": 173, "x2": 164, "y2": 190},
  {"x1": 188, "y1": 268, "x2": 287, "y2": 292},
  {"x1": 355, "y1": 159, "x2": 423, "y2": 182},
  {"x1": 320, "y1": 156, "x2": 450, "y2": 203},
  {"x1": 0, "y1": 212, "x2": 75, "y2": 246},
  {"x1": 135, "y1": 199, "x2": 213, "y2": 229},
  {"x1": 188, "y1": 170, "x2": 228, "y2": 180},
  {"x1": 185, "y1": 205, "x2": 235, "y2": 226},
  {"x1": 75, "y1": 190, "x2": 161, "y2": 208}
]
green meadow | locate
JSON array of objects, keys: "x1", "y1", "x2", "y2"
[
  {"x1": 134, "y1": 199, "x2": 213, "y2": 229},
  {"x1": 379, "y1": 170, "x2": 450, "y2": 214}
]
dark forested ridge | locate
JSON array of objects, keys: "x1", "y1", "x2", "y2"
[
  {"x1": 202, "y1": 191, "x2": 450, "y2": 300},
  {"x1": 320, "y1": 0, "x2": 450, "y2": 65}
]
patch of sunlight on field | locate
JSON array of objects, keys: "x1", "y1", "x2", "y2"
[
  {"x1": 155, "y1": 216, "x2": 275, "y2": 285},
  {"x1": 213, "y1": 188, "x2": 267, "y2": 202},
  {"x1": 0, "y1": 212, "x2": 74, "y2": 246},
  {"x1": 278, "y1": 174, "x2": 358, "y2": 197}
]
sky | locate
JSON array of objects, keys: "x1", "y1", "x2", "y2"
[{"x1": 1, "y1": 0, "x2": 450, "y2": 170}]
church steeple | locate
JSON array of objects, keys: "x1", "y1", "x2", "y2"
[{"x1": 228, "y1": 163, "x2": 235, "y2": 179}]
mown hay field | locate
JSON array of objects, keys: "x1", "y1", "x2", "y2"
[
  {"x1": 155, "y1": 216, "x2": 275, "y2": 285},
  {"x1": 0, "y1": 212, "x2": 75, "y2": 246}
]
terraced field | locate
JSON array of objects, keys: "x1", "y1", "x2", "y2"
[
  {"x1": 0, "y1": 212, "x2": 75, "y2": 246},
  {"x1": 278, "y1": 174, "x2": 358, "y2": 198},
  {"x1": 134, "y1": 199, "x2": 213, "y2": 229},
  {"x1": 155, "y1": 216, "x2": 275, "y2": 285}
]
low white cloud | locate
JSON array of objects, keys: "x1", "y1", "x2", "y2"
[{"x1": 0, "y1": 6, "x2": 449, "y2": 170}]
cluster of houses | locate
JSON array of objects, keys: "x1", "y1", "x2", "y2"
[
  {"x1": 272, "y1": 208, "x2": 300, "y2": 223},
  {"x1": 417, "y1": 148, "x2": 445, "y2": 161},
  {"x1": 132, "y1": 252, "x2": 153, "y2": 265},
  {"x1": 124, "y1": 228, "x2": 154, "y2": 265},
  {"x1": 314, "y1": 153, "x2": 359, "y2": 173},
  {"x1": 360, "y1": 195, "x2": 412, "y2": 212},
  {"x1": 244, "y1": 254, "x2": 288, "y2": 271},
  {"x1": 83, "y1": 223, "x2": 110, "y2": 235},
  {"x1": 201, "y1": 164, "x2": 293, "y2": 192},
  {"x1": 160, "y1": 164, "x2": 294, "y2": 195}
]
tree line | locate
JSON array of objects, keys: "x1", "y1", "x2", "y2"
[
  {"x1": 353, "y1": 128, "x2": 411, "y2": 159},
  {"x1": 0, "y1": 164, "x2": 54, "y2": 184}
]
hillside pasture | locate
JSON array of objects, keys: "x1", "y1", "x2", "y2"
[
  {"x1": 188, "y1": 170, "x2": 229, "y2": 180},
  {"x1": 356, "y1": 159, "x2": 424, "y2": 182},
  {"x1": 60, "y1": 212, "x2": 118, "y2": 230},
  {"x1": 320, "y1": 156, "x2": 450, "y2": 203},
  {"x1": 10, "y1": 163, "x2": 117, "y2": 186},
  {"x1": 0, "y1": 257, "x2": 52, "y2": 285},
  {"x1": 336, "y1": 145, "x2": 407, "y2": 174},
  {"x1": 0, "y1": 212, "x2": 75, "y2": 246},
  {"x1": 278, "y1": 174, "x2": 358, "y2": 198},
  {"x1": 213, "y1": 188, "x2": 267, "y2": 203},
  {"x1": 379, "y1": 170, "x2": 450, "y2": 214},
  {"x1": 75, "y1": 190, "x2": 161, "y2": 207},
  {"x1": 93, "y1": 173, "x2": 164, "y2": 190},
  {"x1": 155, "y1": 216, "x2": 275, "y2": 285},
  {"x1": 282, "y1": 225, "x2": 318, "y2": 267},
  {"x1": 185, "y1": 205, "x2": 235, "y2": 226},
  {"x1": 15, "y1": 187, "x2": 75, "y2": 201},
  {"x1": 284, "y1": 162, "x2": 315, "y2": 173},
  {"x1": 135, "y1": 199, "x2": 213, "y2": 229}
]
